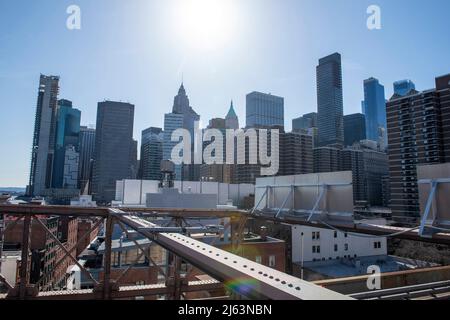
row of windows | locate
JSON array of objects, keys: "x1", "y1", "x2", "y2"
[{"x1": 311, "y1": 231, "x2": 348, "y2": 240}]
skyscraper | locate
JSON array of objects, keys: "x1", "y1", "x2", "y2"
[
  {"x1": 344, "y1": 113, "x2": 366, "y2": 146},
  {"x1": 140, "y1": 127, "x2": 164, "y2": 181},
  {"x1": 386, "y1": 74, "x2": 450, "y2": 218},
  {"x1": 91, "y1": 101, "x2": 135, "y2": 203},
  {"x1": 28, "y1": 74, "x2": 60, "y2": 197},
  {"x1": 246, "y1": 92, "x2": 284, "y2": 128},
  {"x1": 292, "y1": 112, "x2": 317, "y2": 132},
  {"x1": 52, "y1": 99, "x2": 81, "y2": 189},
  {"x1": 163, "y1": 84, "x2": 200, "y2": 181},
  {"x1": 363, "y1": 78, "x2": 387, "y2": 146},
  {"x1": 225, "y1": 100, "x2": 239, "y2": 130},
  {"x1": 393, "y1": 79, "x2": 416, "y2": 97},
  {"x1": 78, "y1": 126, "x2": 96, "y2": 192},
  {"x1": 279, "y1": 131, "x2": 313, "y2": 176},
  {"x1": 316, "y1": 53, "x2": 344, "y2": 147}
]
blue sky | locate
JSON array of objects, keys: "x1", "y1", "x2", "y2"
[{"x1": 1, "y1": 0, "x2": 450, "y2": 187}]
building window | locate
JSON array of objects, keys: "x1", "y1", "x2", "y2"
[
  {"x1": 334, "y1": 231, "x2": 338, "y2": 238},
  {"x1": 255, "y1": 256, "x2": 262, "y2": 264},
  {"x1": 312, "y1": 246, "x2": 321, "y2": 254},
  {"x1": 345, "y1": 244, "x2": 349, "y2": 251},
  {"x1": 344, "y1": 233, "x2": 348, "y2": 238},
  {"x1": 374, "y1": 242, "x2": 382, "y2": 249},
  {"x1": 312, "y1": 231, "x2": 320, "y2": 240},
  {"x1": 269, "y1": 255, "x2": 276, "y2": 268},
  {"x1": 334, "y1": 244, "x2": 338, "y2": 252}
]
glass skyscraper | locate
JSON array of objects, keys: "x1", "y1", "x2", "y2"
[
  {"x1": 246, "y1": 92, "x2": 284, "y2": 128},
  {"x1": 316, "y1": 53, "x2": 344, "y2": 147},
  {"x1": 78, "y1": 126, "x2": 96, "y2": 192},
  {"x1": 52, "y1": 99, "x2": 81, "y2": 189},
  {"x1": 141, "y1": 127, "x2": 164, "y2": 181},
  {"x1": 363, "y1": 77, "x2": 387, "y2": 146},
  {"x1": 393, "y1": 79, "x2": 416, "y2": 97},
  {"x1": 344, "y1": 113, "x2": 366, "y2": 147},
  {"x1": 28, "y1": 74, "x2": 60, "y2": 197}
]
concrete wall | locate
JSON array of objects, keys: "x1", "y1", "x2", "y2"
[
  {"x1": 418, "y1": 163, "x2": 450, "y2": 225},
  {"x1": 255, "y1": 172, "x2": 353, "y2": 213},
  {"x1": 115, "y1": 179, "x2": 254, "y2": 207}
]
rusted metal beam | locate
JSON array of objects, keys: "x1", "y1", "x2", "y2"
[
  {"x1": 102, "y1": 216, "x2": 114, "y2": 299},
  {"x1": 2, "y1": 281, "x2": 224, "y2": 300},
  {"x1": 18, "y1": 215, "x2": 31, "y2": 299},
  {"x1": 0, "y1": 205, "x2": 108, "y2": 217}
]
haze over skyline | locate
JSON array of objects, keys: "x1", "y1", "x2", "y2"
[{"x1": 1, "y1": 0, "x2": 450, "y2": 187}]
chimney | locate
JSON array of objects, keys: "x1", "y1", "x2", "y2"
[{"x1": 260, "y1": 226, "x2": 268, "y2": 241}]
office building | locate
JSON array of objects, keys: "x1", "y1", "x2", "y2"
[
  {"x1": 393, "y1": 79, "x2": 416, "y2": 97},
  {"x1": 78, "y1": 126, "x2": 96, "y2": 192},
  {"x1": 344, "y1": 113, "x2": 366, "y2": 147},
  {"x1": 386, "y1": 74, "x2": 450, "y2": 218},
  {"x1": 316, "y1": 53, "x2": 344, "y2": 147},
  {"x1": 246, "y1": 92, "x2": 284, "y2": 128},
  {"x1": 91, "y1": 101, "x2": 135, "y2": 203},
  {"x1": 363, "y1": 78, "x2": 387, "y2": 147},
  {"x1": 52, "y1": 99, "x2": 81, "y2": 189},
  {"x1": 163, "y1": 84, "x2": 200, "y2": 181},
  {"x1": 225, "y1": 101, "x2": 239, "y2": 130},
  {"x1": 28, "y1": 75, "x2": 60, "y2": 196},
  {"x1": 140, "y1": 127, "x2": 164, "y2": 181},
  {"x1": 279, "y1": 132, "x2": 314, "y2": 176},
  {"x1": 292, "y1": 112, "x2": 317, "y2": 132}
]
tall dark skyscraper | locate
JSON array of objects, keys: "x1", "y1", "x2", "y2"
[
  {"x1": 246, "y1": 92, "x2": 284, "y2": 128},
  {"x1": 387, "y1": 74, "x2": 450, "y2": 218},
  {"x1": 28, "y1": 74, "x2": 60, "y2": 196},
  {"x1": 78, "y1": 126, "x2": 96, "y2": 192},
  {"x1": 52, "y1": 99, "x2": 81, "y2": 189},
  {"x1": 344, "y1": 113, "x2": 366, "y2": 146},
  {"x1": 140, "y1": 127, "x2": 164, "y2": 181},
  {"x1": 363, "y1": 77, "x2": 387, "y2": 147},
  {"x1": 92, "y1": 101, "x2": 135, "y2": 203},
  {"x1": 316, "y1": 53, "x2": 344, "y2": 147}
]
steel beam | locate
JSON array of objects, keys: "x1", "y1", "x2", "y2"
[{"x1": 115, "y1": 211, "x2": 352, "y2": 300}]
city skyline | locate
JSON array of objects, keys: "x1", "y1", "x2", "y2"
[{"x1": 2, "y1": 0, "x2": 450, "y2": 187}]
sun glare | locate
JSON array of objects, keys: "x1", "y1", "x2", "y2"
[{"x1": 174, "y1": 0, "x2": 237, "y2": 51}]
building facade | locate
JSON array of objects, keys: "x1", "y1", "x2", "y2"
[
  {"x1": 316, "y1": 53, "x2": 344, "y2": 147},
  {"x1": 163, "y1": 84, "x2": 200, "y2": 181},
  {"x1": 246, "y1": 92, "x2": 284, "y2": 128},
  {"x1": 52, "y1": 99, "x2": 81, "y2": 189},
  {"x1": 279, "y1": 131, "x2": 314, "y2": 176},
  {"x1": 363, "y1": 78, "x2": 387, "y2": 147},
  {"x1": 28, "y1": 75, "x2": 60, "y2": 196},
  {"x1": 91, "y1": 101, "x2": 135, "y2": 204},
  {"x1": 393, "y1": 79, "x2": 416, "y2": 97},
  {"x1": 386, "y1": 74, "x2": 450, "y2": 218},
  {"x1": 78, "y1": 126, "x2": 96, "y2": 192},
  {"x1": 140, "y1": 127, "x2": 164, "y2": 181},
  {"x1": 344, "y1": 113, "x2": 366, "y2": 147}
]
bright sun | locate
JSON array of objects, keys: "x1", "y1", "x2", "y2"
[{"x1": 174, "y1": 0, "x2": 237, "y2": 51}]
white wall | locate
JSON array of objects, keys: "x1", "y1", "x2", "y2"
[
  {"x1": 115, "y1": 179, "x2": 255, "y2": 207},
  {"x1": 291, "y1": 221, "x2": 387, "y2": 263}
]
